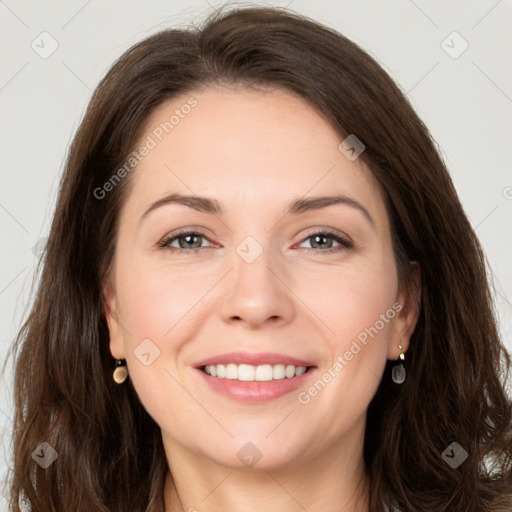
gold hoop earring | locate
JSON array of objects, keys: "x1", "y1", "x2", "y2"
[{"x1": 113, "y1": 358, "x2": 128, "y2": 384}]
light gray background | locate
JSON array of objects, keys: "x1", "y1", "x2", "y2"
[{"x1": 1, "y1": 0, "x2": 511, "y2": 507}]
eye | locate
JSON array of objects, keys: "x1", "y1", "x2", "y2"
[
  {"x1": 158, "y1": 229, "x2": 213, "y2": 253},
  {"x1": 297, "y1": 230, "x2": 353, "y2": 254},
  {"x1": 158, "y1": 228, "x2": 353, "y2": 255}
]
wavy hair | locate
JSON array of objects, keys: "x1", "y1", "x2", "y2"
[{"x1": 4, "y1": 4, "x2": 512, "y2": 511}]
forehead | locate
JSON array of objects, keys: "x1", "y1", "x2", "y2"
[{"x1": 121, "y1": 86, "x2": 387, "y2": 226}]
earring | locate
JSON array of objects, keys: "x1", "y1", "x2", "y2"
[
  {"x1": 391, "y1": 344, "x2": 406, "y2": 384},
  {"x1": 113, "y1": 358, "x2": 128, "y2": 384}
]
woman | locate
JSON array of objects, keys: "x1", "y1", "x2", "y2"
[{"x1": 5, "y1": 4, "x2": 512, "y2": 511}]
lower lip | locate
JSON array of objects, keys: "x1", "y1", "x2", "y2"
[{"x1": 195, "y1": 367, "x2": 317, "y2": 403}]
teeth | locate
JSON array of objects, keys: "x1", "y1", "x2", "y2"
[
  {"x1": 225, "y1": 363, "x2": 238, "y2": 379},
  {"x1": 203, "y1": 363, "x2": 308, "y2": 381},
  {"x1": 255, "y1": 364, "x2": 273, "y2": 381},
  {"x1": 285, "y1": 365, "x2": 295, "y2": 378}
]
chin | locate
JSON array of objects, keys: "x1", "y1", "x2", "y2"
[{"x1": 194, "y1": 435, "x2": 307, "y2": 473}]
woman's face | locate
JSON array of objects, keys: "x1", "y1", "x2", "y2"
[{"x1": 104, "y1": 86, "x2": 418, "y2": 471}]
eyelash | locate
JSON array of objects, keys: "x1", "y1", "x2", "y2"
[{"x1": 157, "y1": 228, "x2": 353, "y2": 255}]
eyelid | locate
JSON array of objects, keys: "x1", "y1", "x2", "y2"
[
  {"x1": 298, "y1": 227, "x2": 352, "y2": 244},
  {"x1": 294, "y1": 228, "x2": 353, "y2": 253},
  {"x1": 157, "y1": 227, "x2": 216, "y2": 249}
]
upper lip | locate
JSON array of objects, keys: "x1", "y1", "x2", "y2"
[{"x1": 194, "y1": 351, "x2": 316, "y2": 368}]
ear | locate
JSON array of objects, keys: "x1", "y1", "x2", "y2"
[
  {"x1": 388, "y1": 261, "x2": 421, "y2": 360},
  {"x1": 102, "y1": 276, "x2": 126, "y2": 359}
]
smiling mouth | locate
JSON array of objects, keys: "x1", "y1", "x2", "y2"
[{"x1": 200, "y1": 363, "x2": 315, "y2": 381}]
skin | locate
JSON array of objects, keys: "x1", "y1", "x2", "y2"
[{"x1": 104, "y1": 86, "x2": 420, "y2": 512}]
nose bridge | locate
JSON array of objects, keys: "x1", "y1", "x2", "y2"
[
  {"x1": 218, "y1": 232, "x2": 294, "y2": 327},
  {"x1": 232, "y1": 233, "x2": 280, "y2": 293}
]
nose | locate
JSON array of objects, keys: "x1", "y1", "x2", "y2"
[{"x1": 218, "y1": 243, "x2": 296, "y2": 330}]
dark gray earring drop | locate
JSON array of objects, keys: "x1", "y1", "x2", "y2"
[{"x1": 392, "y1": 344, "x2": 406, "y2": 384}]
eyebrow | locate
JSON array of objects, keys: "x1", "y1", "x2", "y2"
[{"x1": 139, "y1": 193, "x2": 375, "y2": 229}]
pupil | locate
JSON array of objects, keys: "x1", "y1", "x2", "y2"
[
  {"x1": 313, "y1": 235, "x2": 331, "y2": 249},
  {"x1": 181, "y1": 234, "x2": 200, "y2": 249}
]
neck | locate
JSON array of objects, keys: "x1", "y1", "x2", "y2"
[{"x1": 164, "y1": 465, "x2": 370, "y2": 512}]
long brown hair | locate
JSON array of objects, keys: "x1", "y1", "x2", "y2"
[{"x1": 4, "y1": 4, "x2": 511, "y2": 511}]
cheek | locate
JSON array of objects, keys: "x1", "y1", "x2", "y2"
[
  {"x1": 113, "y1": 262, "x2": 205, "y2": 424},
  {"x1": 306, "y1": 255, "x2": 397, "y2": 403},
  {"x1": 317, "y1": 257, "x2": 398, "y2": 347},
  {"x1": 117, "y1": 257, "x2": 207, "y2": 341}
]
